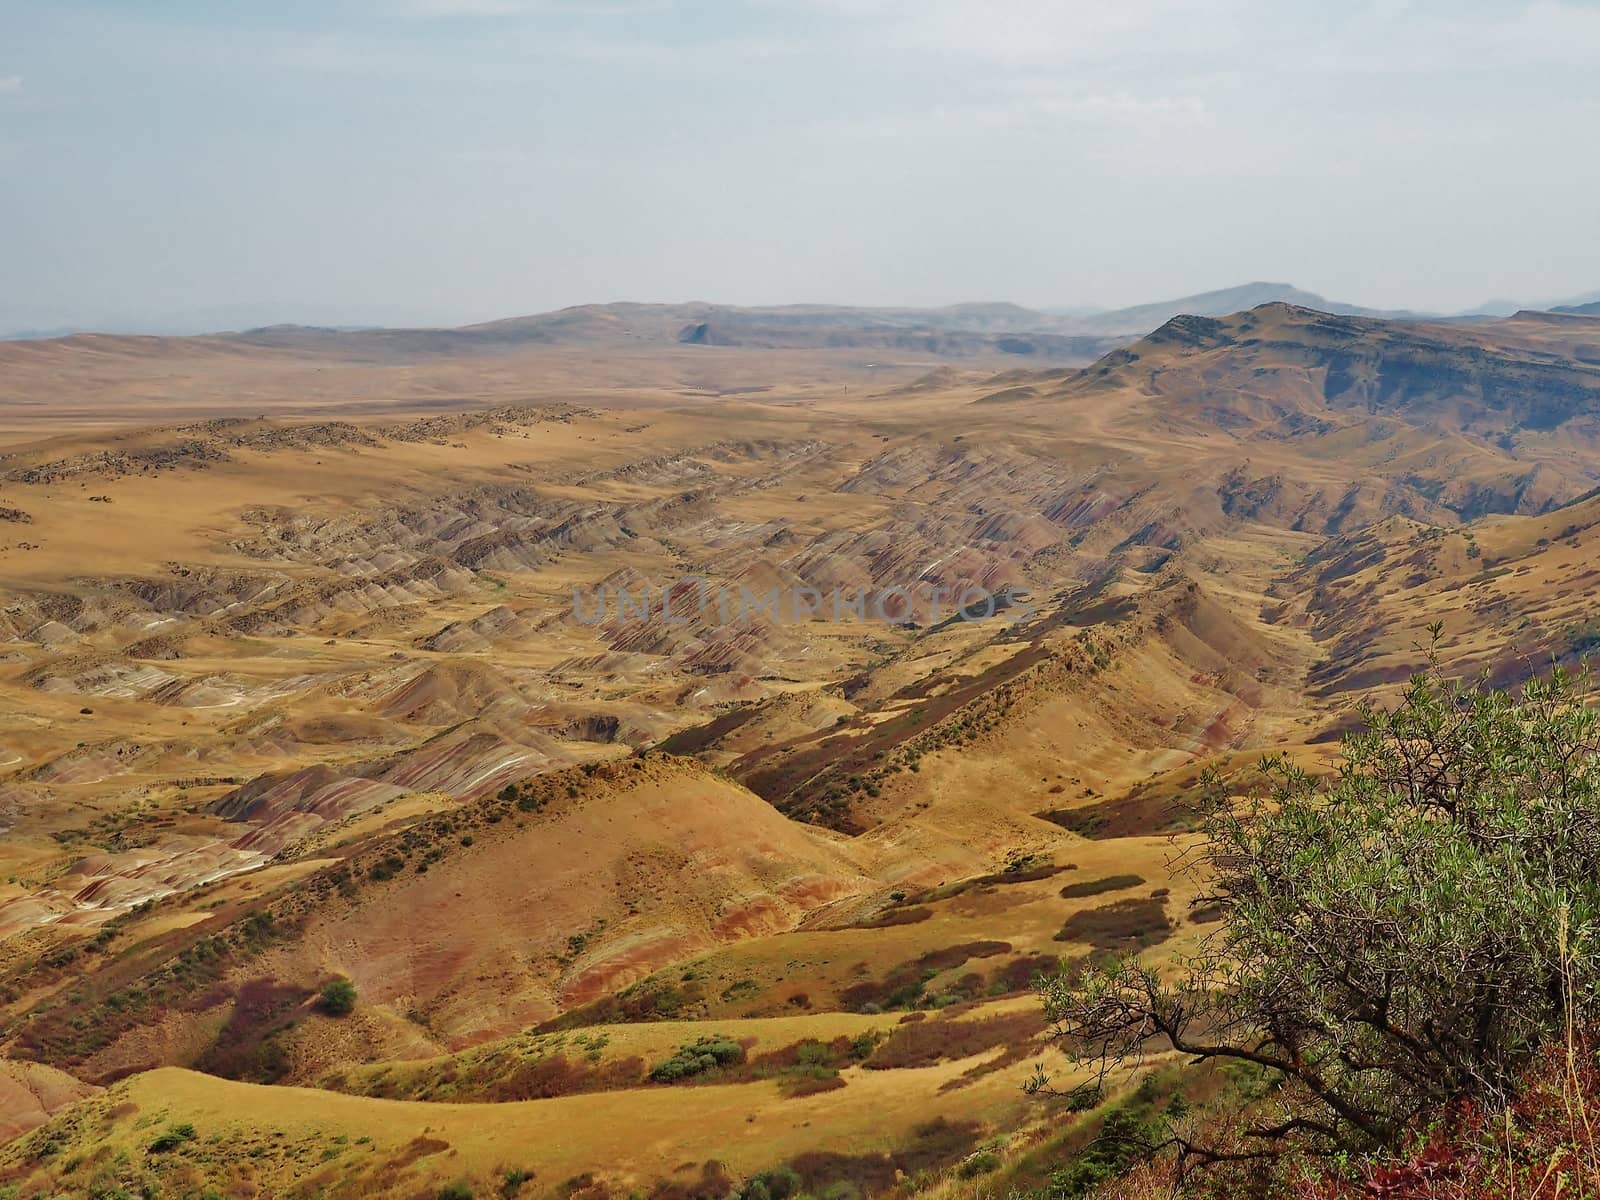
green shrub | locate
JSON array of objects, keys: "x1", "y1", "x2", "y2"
[
  {"x1": 1058, "y1": 874, "x2": 1144, "y2": 900},
  {"x1": 500, "y1": 1167, "x2": 535, "y2": 1197},
  {"x1": 438, "y1": 1183, "x2": 474, "y2": 1200},
  {"x1": 320, "y1": 978, "x2": 357, "y2": 1016},
  {"x1": 737, "y1": 1166, "x2": 802, "y2": 1200},
  {"x1": 1041, "y1": 1108, "x2": 1153, "y2": 1198},
  {"x1": 958, "y1": 1151, "x2": 1001, "y2": 1178},
  {"x1": 649, "y1": 1035, "x2": 746, "y2": 1082},
  {"x1": 847, "y1": 1031, "x2": 882, "y2": 1060},
  {"x1": 148, "y1": 1122, "x2": 196, "y2": 1153},
  {"x1": 1040, "y1": 652, "x2": 1600, "y2": 1157},
  {"x1": 794, "y1": 1040, "x2": 832, "y2": 1067}
]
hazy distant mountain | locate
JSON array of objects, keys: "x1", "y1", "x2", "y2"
[
  {"x1": 1459, "y1": 289, "x2": 1600, "y2": 319},
  {"x1": 1038, "y1": 305, "x2": 1107, "y2": 318},
  {"x1": 464, "y1": 301, "x2": 1071, "y2": 339},
  {"x1": 0, "y1": 283, "x2": 1465, "y2": 356},
  {"x1": 1064, "y1": 282, "x2": 1427, "y2": 337},
  {"x1": 226, "y1": 302, "x2": 1127, "y2": 363},
  {"x1": 0, "y1": 324, "x2": 92, "y2": 341},
  {"x1": 0, "y1": 302, "x2": 471, "y2": 341},
  {"x1": 1553, "y1": 300, "x2": 1600, "y2": 317},
  {"x1": 1460, "y1": 299, "x2": 1527, "y2": 318},
  {"x1": 12, "y1": 284, "x2": 1596, "y2": 345},
  {"x1": 1554, "y1": 289, "x2": 1600, "y2": 307},
  {"x1": 434, "y1": 285, "x2": 1436, "y2": 351}
]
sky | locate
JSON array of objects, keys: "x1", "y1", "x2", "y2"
[{"x1": 3, "y1": 0, "x2": 1600, "y2": 332}]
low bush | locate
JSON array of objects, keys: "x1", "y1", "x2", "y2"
[
  {"x1": 650, "y1": 1036, "x2": 746, "y2": 1082},
  {"x1": 853, "y1": 906, "x2": 933, "y2": 929},
  {"x1": 958, "y1": 1151, "x2": 1002, "y2": 1178},
  {"x1": 147, "y1": 1122, "x2": 196, "y2": 1153},
  {"x1": 840, "y1": 941, "x2": 1011, "y2": 1011},
  {"x1": 1052, "y1": 898, "x2": 1173, "y2": 951},
  {"x1": 1059, "y1": 875, "x2": 1146, "y2": 900},
  {"x1": 320, "y1": 977, "x2": 357, "y2": 1016},
  {"x1": 368, "y1": 855, "x2": 405, "y2": 882},
  {"x1": 865, "y1": 1010, "x2": 1042, "y2": 1072},
  {"x1": 1293, "y1": 1033, "x2": 1600, "y2": 1199}
]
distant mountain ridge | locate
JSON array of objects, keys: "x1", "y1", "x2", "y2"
[
  {"x1": 320, "y1": 283, "x2": 1431, "y2": 344},
  {"x1": 0, "y1": 283, "x2": 1418, "y2": 344},
  {"x1": 220, "y1": 283, "x2": 1441, "y2": 362},
  {"x1": 1057, "y1": 281, "x2": 1426, "y2": 336},
  {"x1": 6, "y1": 283, "x2": 1596, "y2": 362},
  {"x1": 264, "y1": 281, "x2": 1589, "y2": 343}
]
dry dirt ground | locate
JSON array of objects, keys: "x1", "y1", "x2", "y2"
[{"x1": 3, "y1": 306, "x2": 1600, "y2": 1197}]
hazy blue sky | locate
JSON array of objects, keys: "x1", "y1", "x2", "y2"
[{"x1": 3, "y1": 0, "x2": 1599, "y2": 330}]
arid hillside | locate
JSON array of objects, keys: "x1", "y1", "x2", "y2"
[{"x1": 3, "y1": 303, "x2": 1600, "y2": 1199}]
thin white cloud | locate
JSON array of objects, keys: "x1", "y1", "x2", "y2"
[
  {"x1": 1374, "y1": 0, "x2": 1600, "y2": 71},
  {"x1": 782, "y1": 0, "x2": 1600, "y2": 74},
  {"x1": 450, "y1": 147, "x2": 533, "y2": 165},
  {"x1": 405, "y1": 0, "x2": 529, "y2": 13},
  {"x1": 551, "y1": 31, "x2": 798, "y2": 65},
  {"x1": 783, "y1": 0, "x2": 1248, "y2": 66},
  {"x1": 900, "y1": 0, "x2": 1246, "y2": 67},
  {"x1": 1008, "y1": 83, "x2": 1208, "y2": 123},
  {"x1": 268, "y1": 24, "x2": 796, "y2": 77},
  {"x1": 0, "y1": 75, "x2": 23, "y2": 94},
  {"x1": 268, "y1": 34, "x2": 426, "y2": 75},
  {"x1": 807, "y1": 86, "x2": 1207, "y2": 143},
  {"x1": 397, "y1": 0, "x2": 672, "y2": 16}
]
